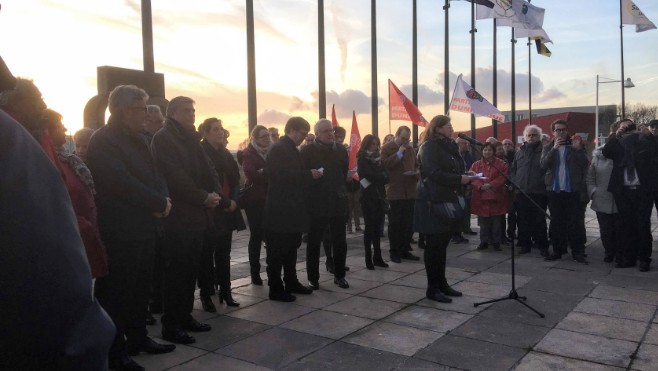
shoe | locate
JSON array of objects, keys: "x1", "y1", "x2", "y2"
[
  {"x1": 390, "y1": 255, "x2": 402, "y2": 263},
  {"x1": 365, "y1": 260, "x2": 375, "y2": 270},
  {"x1": 200, "y1": 295, "x2": 216, "y2": 313},
  {"x1": 127, "y1": 337, "x2": 176, "y2": 356},
  {"x1": 109, "y1": 353, "x2": 144, "y2": 371},
  {"x1": 493, "y1": 243, "x2": 502, "y2": 251},
  {"x1": 251, "y1": 274, "x2": 263, "y2": 285},
  {"x1": 401, "y1": 252, "x2": 420, "y2": 261},
  {"x1": 615, "y1": 261, "x2": 636, "y2": 268},
  {"x1": 573, "y1": 255, "x2": 589, "y2": 265},
  {"x1": 639, "y1": 261, "x2": 650, "y2": 272},
  {"x1": 219, "y1": 290, "x2": 240, "y2": 307},
  {"x1": 544, "y1": 254, "x2": 562, "y2": 261},
  {"x1": 334, "y1": 277, "x2": 349, "y2": 289},
  {"x1": 426, "y1": 289, "x2": 452, "y2": 303},
  {"x1": 440, "y1": 286, "x2": 463, "y2": 297},
  {"x1": 162, "y1": 328, "x2": 195, "y2": 345},
  {"x1": 476, "y1": 243, "x2": 488, "y2": 250},
  {"x1": 269, "y1": 291, "x2": 296, "y2": 302},
  {"x1": 287, "y1": 282, "x2": 313, "y2": 295},
  {"x1": 517, "y1": 246, "x2": 531, "y2": 254},
  {"x1": 373, "y1": 259, "x2": 389, "y2": 268},
  {"x1": 325, "y1": 261, "x2": 335, "y2": 274},
  {"x1": 145, "y1": 312, "x2": 156, "y2": 326},
  {"x1": 184, "y1": 318, "x2": 211, "y2": 332},
  {"x1": 309, "y1": 281, "x2": 320, "y2": 290},
  {"x1": 451, "y1": 236, "x2": 469, "y2": 244},
  {"x1": 464, "y1": 230, "x2": 478, "y2": 236}
]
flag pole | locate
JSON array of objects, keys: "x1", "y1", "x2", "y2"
[
  {"x1": 470, "y1": 0, "x2": 476, "y2": 138},
  {"x1": 318, "y1": 0, "x2": 326, "y2": 119},
  {"x1": 412, "y1": 0, "x2": 419, "y2": 144},
  {"x1": 246, "y1": 0, "x2": 257, "y2": 134},
  {"x1": 371, "y1": 0, "x2": 379, "y2": 136},
  {"x1": 388, "y1": 80, "x2": 391, "y2": 135},
  {"x1": 619, "y1": 0, "x2": 626, "y2": 119},
  {"x1": 511, "y1": 28, "x2": 517, "y2": 143},
  {"x1": 492, "y1": 18, "x2": 498, "y2": 138},
  {"x1": 444, "y1": 0, "x2": 450, "y2": 114},
  {"x1": 527, "y1": 0, "x2": 532, "y2": 125}
]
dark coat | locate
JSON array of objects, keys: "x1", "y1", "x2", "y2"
[
  {"x1": 201, "y1": 140, "x2": 246, "y2": 234},
  {"x1": 240, "y1": 143, "x2": 269, "y2": 204},
  {"x1": 151, "y1": 118, "x2": 227, "y2": 232},
  {"x1": 263, "y1": 135, "x2": 313, "y2": 233},
  {"x1": 510, "y1": 141, "x2": 546, "y2": 195},
  {"x1": 540, "y1": 140, "x2": 589, "y2": 193},
  {"x1": 414, "y1": 138, "x2": 465, "y2": 234},
  {"x1": 300, "y1": 140, "x2": 349, "y2": 219},
  {"x1": 87, "y1": 117, "x2": 169, "y2": 241},
  {"x1": 0, "y1": 112, "x2": 114, "y2": 370},
  {"x1": 602, "y1": 132, "x2": 656, "y2": 196},
  {"x1": 357, "y1": 153, "x2": 388, "y2": 201}
]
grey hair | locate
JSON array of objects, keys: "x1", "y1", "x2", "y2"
[
  {"x1": 147, "y1": 104, "x2": 162, "y2": 115},
  {"x1": 108, "y1": 85, "x2": 148, "y2": 116},
  {"x1": 314, "y1": 118, "x2": 333, "y2": 133},
  {"x1": 166, "y1": 96, "x2": 195, "y2": 117},
  {"x1": 523, "y1": 124, "x2": 542, "y2": 137}
]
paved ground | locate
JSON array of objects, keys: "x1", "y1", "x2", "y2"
[{"x1": 135, "y1": 208, "x2": 658, "y2": 370}]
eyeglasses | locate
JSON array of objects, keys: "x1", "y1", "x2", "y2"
[{"x1": 553, "y1": 128, "x2": 567, "y2": 132}]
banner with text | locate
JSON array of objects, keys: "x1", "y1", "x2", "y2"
[
  {"x1": 388, "y1": 79, "x2": 429, "y2": 127},
  {"x1": 449, "y1": 74, "x2": 505, "y2": 122}
]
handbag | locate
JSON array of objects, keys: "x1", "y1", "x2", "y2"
[
  {"x1": 238, "y1": 182, "x2": 253, "y2": 208},
  {"x1": 431, "y1": 196, "x2": 466, "y2": 222}
]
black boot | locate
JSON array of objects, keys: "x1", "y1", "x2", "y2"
[
  {"x1": 372, "y1": 241, "x2": 388, "y2": 268},
  {"x1": 426, "y1": 288, "x2": 452, "y2": 303},
  {"x1": 200, "y1": 295, "x2": 216, "y2": 312},
  {"x1": 219, "y1": 288, "x2": 240, "y2": 307},
  {"x1": 365, "y1": 245, "x2": 374, "y2": 270}
]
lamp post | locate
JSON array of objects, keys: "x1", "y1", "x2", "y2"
[{"x1": 595, "y1": 75, "x2": 634, "y2": 146}]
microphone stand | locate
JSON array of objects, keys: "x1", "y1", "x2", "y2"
[{"x1": 468, "y1": 142, "x2": 548, "y2": 318}]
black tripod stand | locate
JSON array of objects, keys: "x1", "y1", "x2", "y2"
[{"x1": 468, "y1": 144, "x2": 548, "y2": 318}]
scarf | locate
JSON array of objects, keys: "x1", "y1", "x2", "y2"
[
  {"x1": 250, "y1": 140, "x2": 270, "y2": 161},
  {"x1": 364, "y1": 150, "x2": 381, "y2": 165},
  {"x1": 56, "y1": 147, "x2": 96, "y2": 195}
]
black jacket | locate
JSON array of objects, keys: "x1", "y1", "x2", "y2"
[
  {"x1": 263, "y1": 135, "x2": 313, "y2": 233},
  {"x1": 510, "y1": 141, "x2": 546, "y2": 195},
  {"x1": 300, "y1": 140, "x2": 349, "y2": 219},
  {"x1": 0, "y1": 112, "x2": 114, "y2": 370},
  {"x1": 602, "y1": 132, "x2": 656, "y2": 196},
  {"x1": 87, "y1": 117, "x2": 168, "y2": 241},
  {"x1": 357, "y1": 153, "x2": 388, "y2": 201},
  {"x1": 151, "y1": 118, "x2": 227, "y2": 232}
]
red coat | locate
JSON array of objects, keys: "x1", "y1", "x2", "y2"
[{"x1": 469, "y1": 157, "x2": 510, "y2": 217}]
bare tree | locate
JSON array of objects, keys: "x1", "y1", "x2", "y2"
[{"x1": 619, "y1": 103, "x2": 658, "y2": 124}]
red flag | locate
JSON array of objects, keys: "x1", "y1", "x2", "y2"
[
  {"x1": 348, "y1": 111, "x2": 361, "y2": 181},
  {"x1": 331, "y1": 104, "x2": 339, "y2": 127},
  {"x1": 388, "y1": 79, "x2": 428, "y2": 127}
]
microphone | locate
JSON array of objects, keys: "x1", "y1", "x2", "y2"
[{"x1": 457, "y1": 133, "x2": 483, "y2": 146}]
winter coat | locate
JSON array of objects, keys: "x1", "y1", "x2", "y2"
[
  {"x1": 381, "y1": 139, "x2": 418, "y2": 200},
  {"x1": 300, "y1": 139, "x2": 349, "y2": 219},
  {"x1": 469, "y1": 157, "x2": 510, "y2": 217},
  {"x1": 357, "y1": 152, "x2": 389, "y2": 201},
  {"x1": 240, "y1": 143, "x2": 269, "y2": 205},
  {"x1": 586, "y1": 148, "x2": 617, "y2": 214},
  {"x1": 509, "y1": 141, "x2": 546, "y2": 195},
  {"x1": 540, "y1": 140, "x2": 589, "y2": 193},
  {"x1": 602, "y1": 132, "x2": 656, "y2": 197}
]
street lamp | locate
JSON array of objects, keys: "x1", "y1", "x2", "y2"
[{"x1": 595, "y1": 75, "x2": 635, "y2": 147}]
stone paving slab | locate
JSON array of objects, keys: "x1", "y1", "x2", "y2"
[
  {"x1": 644, "y1": 323, "x2": 658, "y2": 345},
  {"x1": 417, "y1": 294, "x2": 491, "y2": 315},
  {"x1": 590, "y1": 285, "x2": 658, "y2": 306},
  {"x1": 415, "y1": 334, "x2": 528, "y2": 371},
  {"x1": 632, "y1": 343, "x2": 658, "y2": 371},
  {"x1": 385, "y1": 305, "x2": 472, "y2": 333},
  {"x1": 557, "y1": 312, "x2": 647, "y2": 342},
  {"x1": 452, "y1": 280, "x2": 518, "y2": 300},
  {"x1": 226, "y1": 300, "x2": 316, "y2": 326},
  {"x1": 133, "y1": 343, "x2": 208, "y2": 371},
  {"x1": 514, "y1": 351, "x2": 625, "y2": 371},
  {"x1": 216, "y1": 327, "x2": 332, "y2": 369},
  {"x1": 390, "y1": 272, "x2": 427, "y2": 289},
  {"x1": 520, "y1": 275, "x2": 597, "y2": 297},
  {"x1": 324, "y1": 295, "x2": 407, "y2": 320},
  {"x1": 280, "y1": 310, "x2": 373, "y2": 340},
  {"x1": 321, "y1": 277, "x2": 383, "y2": 295},
  {"x1": 343, "y1": 321, "x2": 444, "y2": 356},
  {"x1": 534, "y1": 328, "x2": 637, "y2": 367},
  {"x1": 361, "y1": 283, "x2": 427, "y2": 304},
  {"x1": 573, "y1": 297, "x2": 656, "y2": 322},
  {"x1": 348, "y1": 268, "x2": 410, "y2": 284},
  {"x1": 169, "y1": 353, "x2": 271, "y2": 371},
  {"x1": 450, "y1": 315, "x2": 550, "y2": 349},
  {"x1": 466, "y1": 271, "x2": 532, "y2": 288},
  {"x1": 288, "y1": 288, "x2": 352, "y2": 309}
]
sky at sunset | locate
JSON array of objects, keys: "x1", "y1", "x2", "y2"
[{"x1": 1, "y1": 0, "x2": 657, "y2": 149}]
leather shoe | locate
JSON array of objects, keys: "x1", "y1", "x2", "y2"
[
  {"x1": 426, "y1": 290, "x2": 452, "y2": 303},
  {"x1": 287, "y1": 282, "x2": 313, "y2": 295},
  {"x1": 309, "y1": 281, "x2": 320, "y2": 290},
  {"x1": 639, "y1": 261, "x2": 650, "y2": 272},
  {"x1": 127, "y1": 337, "x2": 176, "y2": 356},
  {"x1": 440, "y1": 286, "x2": 462, "y2": 297},
  {"x1": 251, "y1": 275, "x2": 263, "y2": 285},
  {"x1": 162, "y1": 328, "x2": 195, "y2": 345},
  {"x1": 269, "y1": 291, "x2": 296, "y2": 302},
  {"x1": 401, "y1": 252, "x2": 420, "y2": 261},
  {"x1": 544, "y1": 254, "x2": 562, "y2": 261},
  {"x1": 390, "y1": 255, "x2": 402, "y2": 263},
  {"x1": 334, "y1": 277, "x2": 349, "y2": 289},
  {"x1": 184, "y1": 318, "x2": 211, "y2": 332},
  {"x1": 373, "y1": 259, "x2": 389, "y2": 268},
  {"x1": 200, "y1": 295, "x2": 216, "y2": 313},
  {"x1": 109, "y1": 353, "x2": 144, "y2": 371},
  {"x1": 145, "y1": 312, "x2": 156, "y2": 326}
]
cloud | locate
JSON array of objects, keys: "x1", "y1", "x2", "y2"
[
  {"x1": 399, "y1": 84, "x2": 444, "y2": 105},
  {"x1": 313, "y1": 89, "x2": 385, "y2": 118},
  {"x1": 257, "y1": 109, "x2": 291, "y2": 125},
  {"x1": 290, "y1": 96, "x2": 312, "y2": 112}
]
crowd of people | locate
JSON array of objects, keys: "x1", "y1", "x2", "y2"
[{"x1": 2, "y1": 61, "x2": 658, "y2": 369}]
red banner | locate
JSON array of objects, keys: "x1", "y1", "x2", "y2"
[
  {"x1": 331, "y1": 104, "x2": 339, "y2": 127},
  {"x1": 388, "y1": 79, "x2": 428, "y2": 127},
  {"x1": 348, "y1": 111, "x2": 361, "y2": 181}
]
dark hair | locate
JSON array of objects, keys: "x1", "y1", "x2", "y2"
[
  {"x1": 551, "y1": 119, "x2": 568, "y2": 132},
  {"x1": 357, "y1": 134, "x2": 380, "y2": 158},
  {"x1": 649, "y1": 119, "x2": 658, "y2": 128},
  {"x1": 395, "y1": 125, "x2": 411, "y2": 137},
  {"x1": 41, "y1": 108, "x2": 63, "y2": 132},
  {"x1": 422, "y1": 115, "x2": 451, "y2": 143},
  {"x1": 284, "y1": 116, "x2": 310, "y2": 134},
  {"x1": 198, "y1": 117, "x2": 221, "y2": 135},
  {"x1": 333, "y1": 126, "x2": 346, "y2": 136},
  {"x1": 481, "y1": 142, "x2": 496, "y2": 153}
]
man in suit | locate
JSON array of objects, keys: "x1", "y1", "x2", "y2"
[
  {"x1": 263, "y1": 117, "x2": 322, "y2": 302},
  {"x1": 603, "y1": 119, "x2": 656, "y2": 272}
]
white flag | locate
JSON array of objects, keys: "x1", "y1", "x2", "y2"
[
  {"x1": 515, "y1": 27, "x2": 552, "y2": 43},
  {"x1": 477, "y1": 0, "x2": 544, "y2": 30},
  {"x1": 621, "y1": 0, "x2": 656, "y2": 32},
  {"x1": 449, "y1": 74, "x2": 505, "y2": 123}
]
